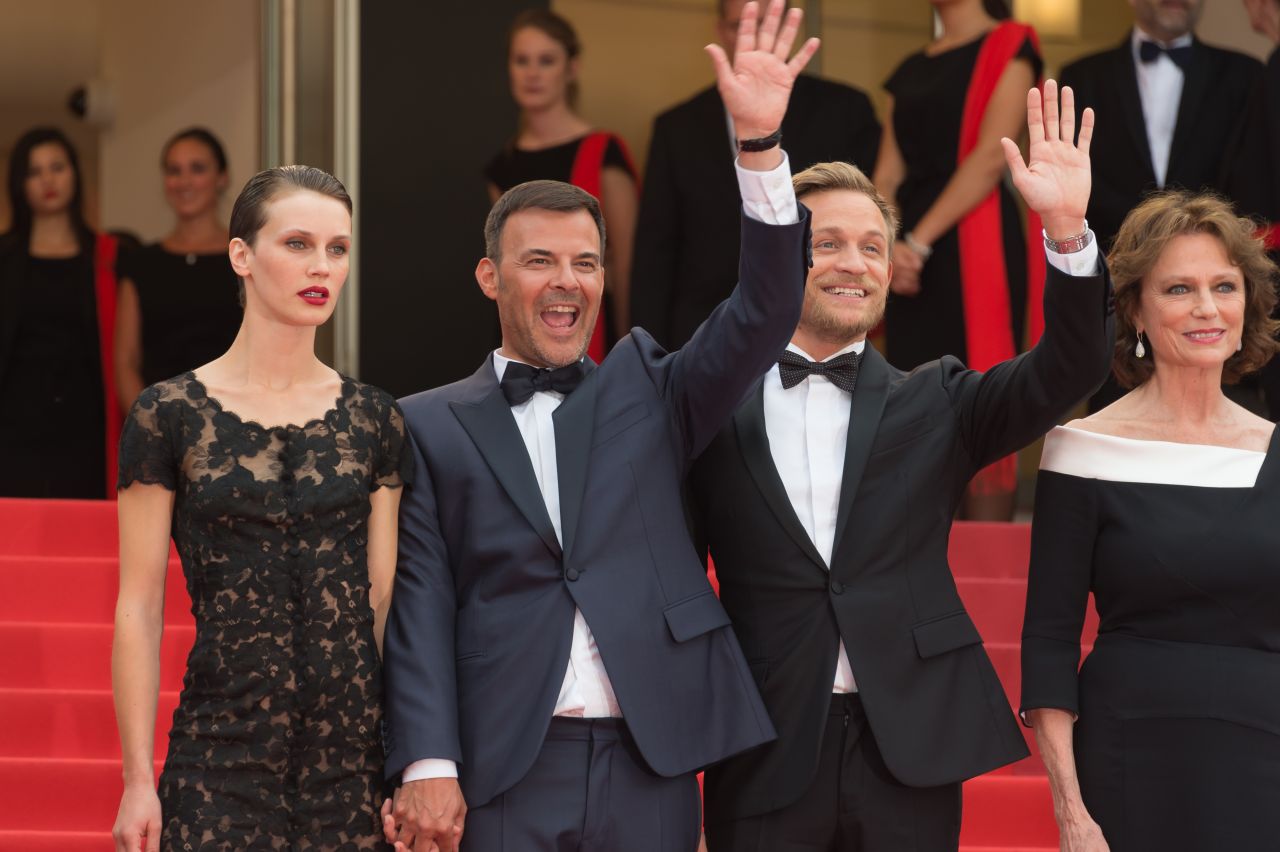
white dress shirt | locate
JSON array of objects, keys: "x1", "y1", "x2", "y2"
[
  {"x1": 1132, "y1": 26, "x2": 1192, "y2": 188},
  {"x1": 402, "y1": 152, "x2": 799, "y2": 784}
]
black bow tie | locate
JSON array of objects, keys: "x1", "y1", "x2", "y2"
[
  {"x1": 500, "y1": 360, "x2": 587, "y2": 406},
  {"x1": 777, "y1": 350, "x2": 861, "y2": 393},
  {"x1": 1138, "y1": 39, "x2": 1192, "y2": 71}
]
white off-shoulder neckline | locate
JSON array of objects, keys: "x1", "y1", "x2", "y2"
[{"x1": 1039, "y1": 425, "x2": 1270, "y2": 488}]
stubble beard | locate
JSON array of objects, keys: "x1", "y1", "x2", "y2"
[{"x1": 800, "y1": 275, "x2": 885, "y2": 347}]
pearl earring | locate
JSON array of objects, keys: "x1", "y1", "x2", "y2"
[
  {"x1": 1135, "y1": 333, "x2": 1146, "y2": 359},
  {"x1": 1238, "y1": 339, "x2": 1243, "y2": 352}
]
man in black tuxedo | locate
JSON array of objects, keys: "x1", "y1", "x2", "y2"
[
  {"x1": 630, "y1": 0, "x2": 881, "y2": 350},
  {"x1": 691, "y1": 83, "x2": 1114, "y2": 851},
  {"x1": 1060, "y1": 0, "x2": 1263, "y2": 249},
  {"x1": 380, "y1": 4, "x2": 818, "y2": 850}
]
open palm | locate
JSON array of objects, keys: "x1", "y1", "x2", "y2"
[
  {"x1": 706, "y1": 0, "x2": 819, "y2": 138},
  {"x1": 1002, "y1": 80, "x2": 1094, "y2": 231}
]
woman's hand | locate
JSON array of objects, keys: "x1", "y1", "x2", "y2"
[
  {"x1": 1001, "y1": 79, "x2": 1094, "y2": 239},
  {"x1": 112, "y1": 783, "x2": 162, "y2": 852},
  {"x1": 705, "y1": 0, "x2": 819, "y2": 143},
  {"x1": 1057, "y1": 812, "x2": 1111, "y2": 852},
  {"x1": 890, "y1": 242, "x2": 924, "y2": 296}
]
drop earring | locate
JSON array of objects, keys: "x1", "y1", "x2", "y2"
[
  {"x1": 1135, "y1": 333, "x2": 1146, "y2": 359},
  {"x1": 1238, "y1": 339, "x2": 1243, "y2": 352}
]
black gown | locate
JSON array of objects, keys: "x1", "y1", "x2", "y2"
[
  {"x1": 883, "y1": 33, "x2": 1042, "y2": 370},
  {"x1": 117, "y1": 372, "x2": 411, "y2": 850},
  {"x1": 119, "y1": 245, "x2": 241, "y2": 387},
  {"x1": 483, "y1": 134, "x2": 633, "y2": 192},
  {"x1": 0, "y1": 252, "x2": 106, "y2": 497},
  {"x1": 1022, "y1": 426, "x2": 1280, "y2": 851}
]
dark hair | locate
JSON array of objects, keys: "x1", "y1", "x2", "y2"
[
  {"x1": 4, "y1": 127, "x2": 93, "y2": 254},
  {"x1": 484, "y1": 179, "x2": 605, "y2": 263},
  {"x1": 229, "y1": 164, "x2": 351, "y2": 247},
  {"x1": 161, "y1": 126, "x2": 228, "y2": 173},
  {"x1": 508, "y1": 9, "x2": 581, "y2": 108},
  {"x1": 1110, "y1": 190, "x2": 1280, "y2": 387},
  {"x1": 982, "y1": 0, "x2": 1012, "y2": 20},
  {"x1": 228, "y1": 165, "x2": 352, "y2": 305}
]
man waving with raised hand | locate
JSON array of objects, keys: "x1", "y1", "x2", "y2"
[{"x1": 381, "y1": 3, "x2": 818, "y2": 850}]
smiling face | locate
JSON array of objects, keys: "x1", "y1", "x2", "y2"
[
  {"x1": 1135, "y1": 232, "x2": 1245, "y2": 375},
  {"x1": 477, "y1": 207, "x2": 603, "y2": 368},
  {"x1": 229, "y1": 189, "x2": 352, "y2": 326},
  {"x1": 791, "y1": 189, "x2": 893, "y2": 357},
  {"x1": 509, "y1": 26, "x2": 575, "y2": 112},
  {"x1": 1129, "y1": 0, "x2": 1203, "y2": 41},
  {"x1": 24, "y1": 141, "x2": 75, "y2": 217},
  {"x1": 163, "y1": 137, "x2": 227, "y2": 220}
]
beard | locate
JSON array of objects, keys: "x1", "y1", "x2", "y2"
[
  {"x1": 800, "y1": 272, "x2": 885, "y2": 345},
  {"x1": 496, "y1": 273, "x2": 594, "y2": 368}
]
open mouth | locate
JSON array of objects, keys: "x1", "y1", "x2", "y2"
[
  {"x1": 298, "y1": 287, "x2": 330, "y2": 305},
  {"x1": 823, "y1": 285, "x2": 869, "y2": 300},
  {"x1": 540, "y1": 305, "x2": 580, "y2": 330},
  {"x1": 1183, "y1": 328, "x2": 1224, "y2": 343}
]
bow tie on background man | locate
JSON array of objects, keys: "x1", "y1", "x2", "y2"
[
  {"x1": 1138, "y1": 39, "x2": 1191, "y2": 71},
  {"x1": 500, "y1": 360, "x2": 588, "y2": 406},
  {"x1": 777, "y1": 350, "x2": 862, "y2": 394}
]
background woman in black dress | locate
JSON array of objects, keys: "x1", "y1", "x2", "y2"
[
  {"x1": 112, "y1": 166, "x2": 408, "y2": 851},
  {"x1": 114, "y1": 128, "x2": 241, "y2": 410},
  {"x1": 485, "y1": 8, "x2": 639, "y2": 354},
  {"x1": 0, "y1": 127, "x2": 120, "y2": 498},
  {"x1": 1022, "y1": 192, "x2": 1280, "y2": 851},
  {"x1": 873, "y1": 0, "x2": 1040, "y2": 520}
]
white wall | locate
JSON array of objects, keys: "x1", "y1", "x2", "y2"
[{"x1": 97, "y1": 0, "x2": 260, "y2": 241}]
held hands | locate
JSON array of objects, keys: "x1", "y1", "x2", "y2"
[
  {"x1": 705, "y1": 0, "x2": 819, "y2": 141},
  {"x1": 1001, "y1": 80, "x2": 1094, "y2": 239},
  {"x1": 112, "y1": 784, "x2": 162, "y2": 852},
  {"x1": 381, "y1": 778, "x2": 467, "y2": 852}
]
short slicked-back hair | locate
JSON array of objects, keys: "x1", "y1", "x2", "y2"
[
  {"x1": 484, "y1": 179, "x2": 606, "y2": 263},
  {"x1": 792, "y1": 161, "x2": 900, "y2": 248}
]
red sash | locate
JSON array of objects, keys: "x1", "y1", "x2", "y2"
[
  {"x1": 94, "y1": 233, "x2": 121, "y2": 498},
  {"x1": 1261, "y1": 222, "x2": 1280, "y2": 251},
  {"x1": 569, "y1": 131, "x2": 638, "y2": 363},
  {"x1": 957, "y1": 22, "x2": 1042, "y2": 494}
]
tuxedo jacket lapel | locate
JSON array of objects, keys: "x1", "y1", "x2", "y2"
[
  {"x1": 831, "y1": 346, "x2": 890, "y2": 560},
  {"x1": 1167, "y1": 39, "x2": 1211, "y2": 182},
  {"x1": 450, "y1": 360, "x2": 562, "y2": 559},
  {"x1": 734, "y1": 382, "x2": 827, "y2": 571},
  {"x1": 552, "y1": 360, "x2": 598, "y2": 560}
]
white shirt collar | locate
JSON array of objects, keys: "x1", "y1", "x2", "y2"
[
  {"x1": 784, "y1": 339, "x2": 866, "y2": 362},
  {"x1": 1132, "y1": 25, "x2": 1193, "y2": 53}
]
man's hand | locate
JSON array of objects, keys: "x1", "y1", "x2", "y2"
[
  {"x1": 705, "y1": 0, "x2": 819, "y2": 150},
  {"x1": 381, "y1": 778, "x2": 467, "y2": 852},
  {"x1": 1001, "y1": 80, "x2": 1094, "y2": 240}
]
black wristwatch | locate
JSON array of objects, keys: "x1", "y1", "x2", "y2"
[{"x1": 737, "y1": 129, "x2": 783, "y2": 153}]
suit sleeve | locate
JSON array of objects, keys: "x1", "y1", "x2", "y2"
[
  {"x1": 630, "y1": 115, "x2": 682, "y2": 348},
  {"x1": 946, "y1": 261, "x2": 1114, "y2": 469},
  {"x1": 654, "y1": 201, "x2": 810, "y2": 461},
  {"x1": 381, "y1": 422, "x2": 462, "y2": 780},
  {"x1": 1020, "y1": 468, "x2": 1098, "y2": 720}
]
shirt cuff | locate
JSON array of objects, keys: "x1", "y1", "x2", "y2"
[
  {"x1": 401, "y1": 758, "x2": 459, "y2": 783},
  {"x1": 736, "y1": 152, "x2": 798, "y2": 226},
  {"x1": 1045, "y1": 232, "x2": 1100, "y2": 277}
]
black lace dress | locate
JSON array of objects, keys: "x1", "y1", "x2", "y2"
[{"x1": 117, "y1": 372, "x2": 411, "y2": 850}]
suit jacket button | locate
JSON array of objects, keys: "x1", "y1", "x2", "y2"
[
  {"x1": 565, "y1": 567, "x2": 580, "y2": 581},
  {"x1": 830, "y1": 580, "x2": 844, "y2": 595}
]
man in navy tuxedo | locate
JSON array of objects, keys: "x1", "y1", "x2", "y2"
[{"x1": 380, "y1": 3, "x2": 818, "y2": 850}]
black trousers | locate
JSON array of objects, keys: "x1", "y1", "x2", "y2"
[
  {"x1": 462, "y1": 717, "x2": 700, "y2": 852},
  {"x1": 705, "y1": 694, "x2": 962, "y2": 852}
]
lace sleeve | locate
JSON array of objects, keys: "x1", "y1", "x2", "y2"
[
  {"x1": 373, "y1": 394, "x2": 412, "y2": 491},
  {"x1": 117, "y1": 384, "x2": 178, "y2": 491}
]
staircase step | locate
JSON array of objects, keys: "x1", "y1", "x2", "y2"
[
  {"x1": 0, "y1": 757, "x2": 162, "y2": 832},
  {"x1": 960, "y1": 775, "x2": 1057, "y2": 846},
  {"x1": 948, "y1": 522, "x2": 1030, "y2": 579},
  {"x1": 0, "y1": 555, "x2": 190, "y2": 624},
  {"x1": 0, "y1": 622, "x2": 193, "y2": 690},
  {"x1": 0, "y1": 498, "x2": 118, "y2": 557},
  {"x1": 0, "y1": 688, "x2": 177, "y2": 760},
  {"x1": 0, "y1": 830, "x2": 114, "y2": 852}
]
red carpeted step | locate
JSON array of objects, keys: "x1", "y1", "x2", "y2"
[
  {"x1": 0, "y1": 830, "x2": 113, "y2": 851},
  {"x1": 0, "y1": 756, "x2": 162, "y2": 832},
  {"x1": 0, "y1": 622, "x2": 193, "y2": 690},
  {"x1": 948, "y1": 522, "x2": 1031, "y2": 579},
  {"x1": 0, "y1": 688, "x2": 177, "y2": 760},
  {"x1": 960, "y1": 774, "x2": 1058, "y2": 847},
  {"x1": 0, "y1": 555, "x2": 190, "y2": 624},
  {"x1": 0, "y1": 498, "x2": 118, "y2": 557},
  {"x1": 958, "y1": 577, "x2": 1028, "y2": 643}
]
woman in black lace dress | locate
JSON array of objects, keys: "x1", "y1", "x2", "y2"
[{"x1": 111, "y1": 166, "x2": 408, "y2": 851}]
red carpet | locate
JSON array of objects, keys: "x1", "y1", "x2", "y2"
[{"x1": 0, "y1": 499, "x2": 1092, "y2": 849}]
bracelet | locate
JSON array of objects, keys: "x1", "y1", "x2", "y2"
[
  {"x1": 903, "y1": 231, "x2": 933, "y2": 261},
  {"x1": 1043, "y1": 222, "x2": 1092, "y2": 254},
  {"x1": 737, "y1": 129, "x2": 783, "y2": 153}
]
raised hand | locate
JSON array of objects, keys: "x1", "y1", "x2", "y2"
[
  {"x1": 705, "y1": 0, "x2": 820, "y2": 140},
  {"x1": 1000, "y1": 80, "x2": 1093, "y2": 239}
]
